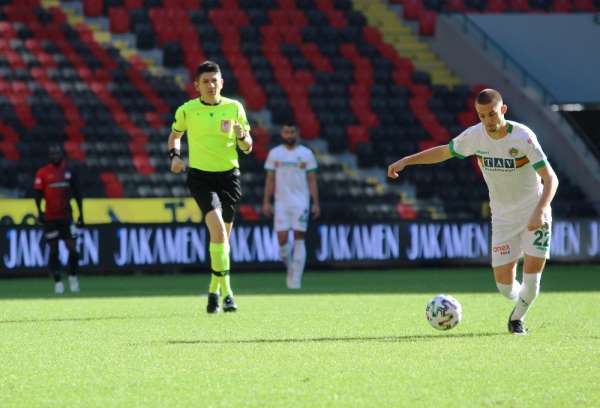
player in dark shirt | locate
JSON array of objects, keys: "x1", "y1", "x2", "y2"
[{"x1": 33, "y1": 145, "x2": 84, "y2": 294}]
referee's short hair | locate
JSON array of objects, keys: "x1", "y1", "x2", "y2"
[{"x1": 195, "y1": 60, "x2": 221, "y2": 79}]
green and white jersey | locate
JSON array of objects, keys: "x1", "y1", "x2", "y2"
[
  {"x1": 172, "y1": 96, "x2": 250, "y2": 172},
  {"x1": 264, "y1": 144, "x2": 318, "y2": 208},
  {"x1": 449, "y1": 121, "x2": 549, "y2": 236}
]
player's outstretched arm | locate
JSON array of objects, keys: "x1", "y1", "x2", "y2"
[
  {"x1": 387, "y1": 145, "x2": 453, "y2": 179},
  {"x1": 168, "y1": 130, "x2": 186, "y2": 173},
  {"x1": 527, "y1": 163, "x2": 559, "y2": 231}
]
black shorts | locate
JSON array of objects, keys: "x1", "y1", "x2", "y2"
[
  {"x1": 187, "y1": 167, "x2": 242, "y2": 222},
  {"x1": 44, "y1": 219, "x2": 76, "y2": 241}
]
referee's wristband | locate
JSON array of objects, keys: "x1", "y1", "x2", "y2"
[{"x1": 168, "y1": 148, "x2": 181, "y2": 160}]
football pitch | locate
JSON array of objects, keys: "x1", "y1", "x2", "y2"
[{"x1": 1, "y1": 265, "x2": 599, "y2": 407}]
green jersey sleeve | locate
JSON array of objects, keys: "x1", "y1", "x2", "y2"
[
  {"x1": 172, "y1": 105, "x2": 187, "y2": 133},
  {"x1": 236, "y1": 102, "x2": 250, "y2": 132}
]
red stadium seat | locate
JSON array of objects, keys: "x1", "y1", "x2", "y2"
[
  {"x1": 458, "y1": 111, "x2": 478, "y2": 127},
  {"x1": 101, "y1": 172, "x2": 125, "y2": 197},
  {"x1": 487, "y1": 0, "x2": 509, "y2": 12},
  {"x1": 446, "y1": 0, "x2": 466, "y2": 12},
  {"x1": 363, "y1": 26, "x2": 383, "y2": 46},
  {"x1": 419, "y1": 11, "x2": 437, "y2": 36},
  {"x1": 347, "y1": 126, "x2": 369, "y2": 151},
  {"x1": 109, "y1": 8, "x2": 130, "y2": 34},
  {"x1": 551, "y1": 0, "x2": 572, "y2": 11},
  {"x1": 83, "y1": 0, "x2": 103, "y2": 17},
  {"x1": 125, "y1": 0, "x2": 143, "y2": 8},
  {"x1": 403, "y1": 0, "x2": 423, "y2": 20},
  {"x1": 509, "y1": 0, "x2": 530, "y2": 11},
  {"x1": 299, "y1": 117, "x2": 320, "y2": 139},
  {"x1": 574, "y1": 0, "x2": 595, "y2": 11},
  {"x1": 278, "y1": 0, "x2": 296, "y2": 10},
  {"x1": 289, "y1": 10, "x2": 307, "y2": 27}
]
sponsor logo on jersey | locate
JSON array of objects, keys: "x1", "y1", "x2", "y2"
[
  {"x1": 482, "y1": 157, "x2": 516, "y2": 170},
  {"x1": 493, "y1": 243, "x2": 510, "y2": 256},
  {"x1": 274, "y1": 160, "x2": 304, "y2": 168},
  {"x1": 479, "y1": 155, "x2": 529, "y2": 171}
]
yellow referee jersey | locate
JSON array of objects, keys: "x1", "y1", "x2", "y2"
[{"x1": 172, "y1": 96, "x2": 251, "y2": 172}]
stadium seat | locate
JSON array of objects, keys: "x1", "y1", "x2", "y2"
[
  {"x1": 108, "y1": 7, "x2": 129, "y2": 34},
  {"x1": 0, "y1": 0, "x2": 595, "y2": 220}
]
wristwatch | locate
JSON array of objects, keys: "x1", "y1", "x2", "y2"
[{"x1": 168, "y1": 148, "x2": 181, "y2": 160}]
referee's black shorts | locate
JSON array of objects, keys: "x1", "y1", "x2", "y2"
[{"x1": 187, "y1": 167, "x2": 242, "y2": 223}]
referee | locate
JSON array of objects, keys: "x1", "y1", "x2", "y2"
[{"x1": 167, "y1": 61, "x2": 253, "y2": 314}]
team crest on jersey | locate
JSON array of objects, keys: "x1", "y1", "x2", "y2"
[
  {"x1": 220, "y1": 120, "x2": 232, "y2": 133},
  {"x1": 299, "y1": 161, "x2": 306, "y2": 169},
  {"x1": 509, "y1": 148, "x2": 519, "y2": 157}
]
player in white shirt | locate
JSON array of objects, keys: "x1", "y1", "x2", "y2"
[
  {"x1": 387, "y1": 89, "x2": 559, "y2": 335},
  {"x1": 263, "y1": 123, "x2": 320, "y2": 289}
]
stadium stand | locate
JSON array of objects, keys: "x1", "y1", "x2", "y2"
[
  {"x1": 391, "y1": 0, "x2": 600, "y2": 13},
  {"x1": 0, "y1": 0, "x2": 597, "y2": 221}
]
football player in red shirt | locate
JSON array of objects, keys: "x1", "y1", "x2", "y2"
[{"x1": 33, "y1": 144, "x2": 84, "y2": 294}]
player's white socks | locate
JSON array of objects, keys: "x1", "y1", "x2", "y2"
[
  {"x1": 511, "y1": 272, "x2": 542, "y2": 321},
  {"x1": 54, "y1": 281, "x2": 64, "y2": 295},
  {"x1": 280, "y1": 243, "x2": 293, "y2": 287},
  {"x1": 496, "y1": 280, "x2": 521, "y2": 301},
  {"x1": 290, "y1": 239, "x2": 306, "y2": 289},
  {"x1": 279, "y1": 243, "x2": 291, "y2": 268}
]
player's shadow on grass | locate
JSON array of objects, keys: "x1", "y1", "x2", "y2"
[
  {"x1": 0, "y1": 314, "x2": 191, "y2": 325},
  {"x1": 167, "y1": 332, "x2": 505, "y2": 345}
]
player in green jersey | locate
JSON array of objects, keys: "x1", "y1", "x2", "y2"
[{"x1": 167, "y1": 61, "x2": 253, "y2": 313}]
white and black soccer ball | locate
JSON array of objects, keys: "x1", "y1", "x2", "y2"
[{"x1": 425, "y1": 294, "x2": 462, "y2": 331}]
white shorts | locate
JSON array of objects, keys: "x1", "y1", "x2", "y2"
[
  {"x1": 274, "y1": 204, "x2": 309, "y2": 232},
  {"x1": 491, "y1": 221, "x2": 552, "y2": 267}
]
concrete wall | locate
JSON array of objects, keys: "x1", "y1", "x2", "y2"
[
  {"x1": 468, "y1": 14, "x2": 600, "y2": 104},
  {"x1": 430, "y1": 15, "x2": 600, "y2": 213}
]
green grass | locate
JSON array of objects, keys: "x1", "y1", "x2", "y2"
[{"x1": 1, "y1": 265, "x2": 599, "y2": 407}]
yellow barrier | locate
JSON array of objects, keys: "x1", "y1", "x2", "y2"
[{"x1": 0, "y1": 198, "x2": 202, "y2": 224}]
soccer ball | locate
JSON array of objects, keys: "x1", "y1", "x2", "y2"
[{"x1": 425, "y1": 294, "x2": 462, "y2": 330}]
